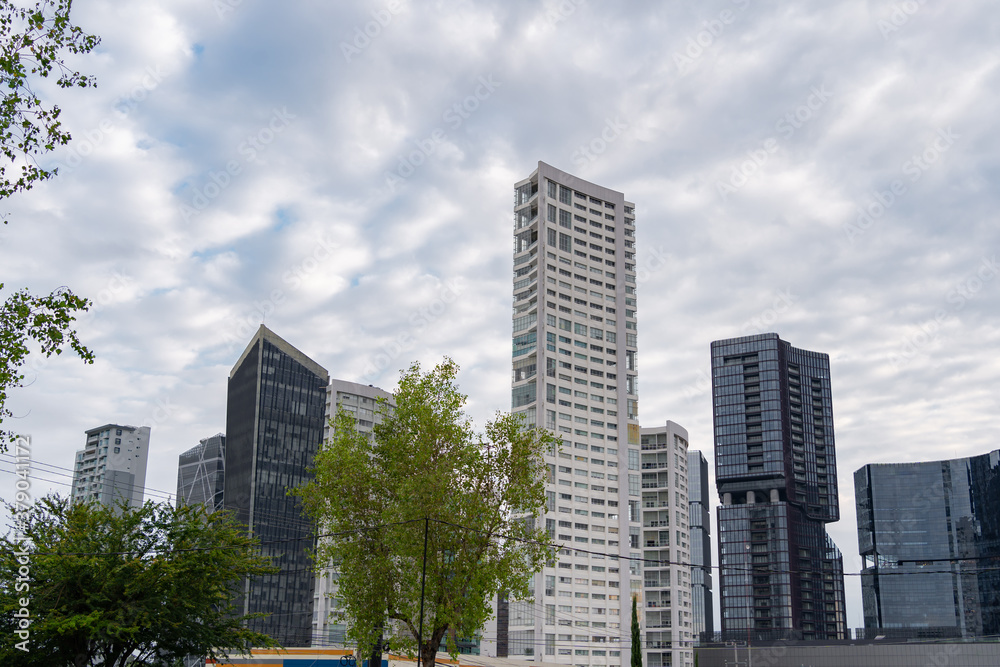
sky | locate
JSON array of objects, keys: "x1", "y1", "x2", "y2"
[{"x1": 1, "y1": 0, "x2": 999, "y2": 634}]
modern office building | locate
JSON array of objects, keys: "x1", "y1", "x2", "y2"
[
  {"x1": 687, "y1": 449, "x2": 713, "y2": 644},
  {"x1": 176, "y1": 433, "x2": 226, "y2": 511},
  {"x1": 495, "y1": 161, "x2": 657, "y2": 666},
  {"x1": 71, "y1": 423, "x2": 150, "y2": 508},
  {"x1": 640, "y1": 422, "x2": 694, "y2": 667},
  {"x1": 312, "y1": 379, "x2": 393, "y2": 647},
  {"x1": 711, "y1": 333, "x2": 846, "y2": 641},
  {"x1": 855, "y1": 450, "x2": 1000, "y2": 638},
  {"x1": 224, "y1": 324, "x2": 329, "y2": 647}
]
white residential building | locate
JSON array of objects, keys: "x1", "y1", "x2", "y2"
[
  {"x1": 71, "y1": 423, "x2": 150, "y2": 508},
  {"x1": 494, "y1": 161, "x2": 640, "y2": 667},
  {"x1": 640, "y1": 422, "x2": 693, "y2": 667}
]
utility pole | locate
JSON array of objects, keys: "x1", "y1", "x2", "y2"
[{"x1": 416, "y1": 517, "x2": 429, "y2": 667}]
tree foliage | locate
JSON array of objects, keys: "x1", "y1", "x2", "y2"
[
  {"x1": 297, "y1": 358, "x2": 558, "y2": 667},
  {"x1": 0, "y1": 283, "x2": 91, "y2": 450},
  {"x1": 0, "y1": 0, "x2": 99, "y2": 449},
  {"x1": 632, "y1": 594, "x2": 642, "y2": 667},
  {"x1": 0, "y1": 0, "x2": 100, "y2": 198},
  {"x1": 0, "y1": 496, "x2": 279, "y2": 666}
]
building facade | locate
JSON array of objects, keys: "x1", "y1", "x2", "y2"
[
  {"x1": 687, "y1": 449, "x2": 713, "y2": 644},
  {"x1": 71, "y1": 423, "x2": 150, "y2": 508},
  {"x1": 640, "y1": 422, "x2": 694, "y2": 667},
  {"x1": 224, "y1": 324, "x2": 329, "y2": 647},
  {"x1": 711, "y1": 333, "x2": 846, "y2": 641},
  {"x1": 855, "y1": 450, "x2": 1000, "y2": 638},
  {"x1": 313, "y1": 379, "x2": 393, "y2": 647},
  {"x1": 498, "y1": 161, "x2": 651, "y2": 666},
  {"x1": 176, "y1": 433, "x2": 226, "y2": 511}
]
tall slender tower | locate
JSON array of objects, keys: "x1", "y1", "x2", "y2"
[
  {"x1": 640, "y1": 421, "x2": 694, "y2": 667},
  {"x1": 500, "y1": 162, "x2": 639, "y2": 666},
  {"x1": 687, "y1": 449, "x2": 714, "y2": 644},
  {"x1": 224, "y1": 324, "x2": 329, "y2": 647},
  {"x1": 711, "y1": 333, "x2": 846, "y2": 641}
]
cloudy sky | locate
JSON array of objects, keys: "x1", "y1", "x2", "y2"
[{"x1": 2, "y1": 0, "x2": 999, "y2": 631}]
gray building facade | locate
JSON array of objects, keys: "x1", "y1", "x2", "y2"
[
  {"x1": 711, "y1": 333, "x2": 846, "y2": 641},
  {"x1": 855, "y1": 450, "x2": 1000, "y2": 638},
  {"x1": 224, "y1": 325, "x2": 329, "y2": 647},
  {"x1": 687, "y1": 449, "x2": 713, "y2": 643},
  {"x1": 176, "y1": 433, "x2": 226, "y2": 511},
  {"x1": 71, "y1": 424, "x2": 150, "y2": 508}
]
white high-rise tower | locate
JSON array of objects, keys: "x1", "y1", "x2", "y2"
[{"x1": 496, "y1": 161, "x2": 639, "y2": 666}]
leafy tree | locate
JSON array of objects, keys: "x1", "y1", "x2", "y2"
[
  {"x1": 297, "y1": 358, "x2": 558, "y2": 667},
  {"x1": 0, "y1": 285, "x2": 92, "y2": 449},
  {"x1": 1, "y1": 0, "x2": 100, "y2": 198},
  {"x1": 632, "y1": 594, "x2": 642, "y2": 667},
  {"x1": 0, "y1": 495, "x2": 279, "y2": 666},
  {"x1": 0, "y1": 0, "x2": 100, "y2": 448}
]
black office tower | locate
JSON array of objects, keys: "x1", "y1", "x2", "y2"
[
  {"x1": 711, "y1": 333, "x2": 846, "y2": 641},
  {"x1": 224, "y1": 325, "x2": 329, "y2": 647}
]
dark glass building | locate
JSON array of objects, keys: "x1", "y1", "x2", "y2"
[
  {"x1": 176, "y1": 433, "x2": 226, "y2": 511},
  {"x1": 856, "y1": 450, "x2": 1000, "y2": 638},
  {"x1": 688, "y1": 449, "x2": 714, "y2": 643},
  {"x1": 711, "y1": 333, "x2": 846, "y2": 641},
  {"x1": 224, "y1": 325, "x2": 329, "y2": 647}
]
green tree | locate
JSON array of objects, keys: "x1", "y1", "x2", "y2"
[
  {"x1": 632, "y1": 594, "x2": 642, "y2": 667},
  {"x1": 297, "y1": 358, "x2": 558, "y2": 667},
  {"x1": 0, "y1": 496, "x2": 279, "y2": 666},
  {"x1": 0, "y1": 285, "x2": 92, "y2": 449},
  {"x1": 1, "y1": 0, "x2": 100, "y2": 198},
  {"x1": 0, "y1": 0, "x2": 100, "y2": 448}
]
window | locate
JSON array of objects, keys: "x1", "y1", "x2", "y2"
[{"x1": 559, "y1": 232, "x2": 571, "y2": 252}]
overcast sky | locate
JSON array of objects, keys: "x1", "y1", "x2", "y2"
[{"x1": 2, "y1": 0, "x2": 999, "y2": 632}]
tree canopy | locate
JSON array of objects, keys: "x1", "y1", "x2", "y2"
[
  {"x1": 297, "y1": 358, "x2": 558, "y2": 667},
  {"x1": 0, "y1": 285, "x2": 92, "y2": 448},
  {"x1": 0, "y1": 0, "x2": 100, "y2": 449},
  {"x1": 0, "y1": 0, "x2": 100, "y2": 198},
  {"x1": 0, "y1": 496, "x2": 279, "y2": 666}
]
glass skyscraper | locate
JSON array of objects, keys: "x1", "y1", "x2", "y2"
[
  {"x1": 856, "y1": 450, "x2": 1000, "y2": 638},
  {"x1": 711, "y1": 333, "x2": 846, "y2": 641},
  {"x1": 224, "y1": 324, "x2": 329, "y2": 647},
  {"x1": 176, "y1": 433, "x2": 226, "y2": 512}
]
